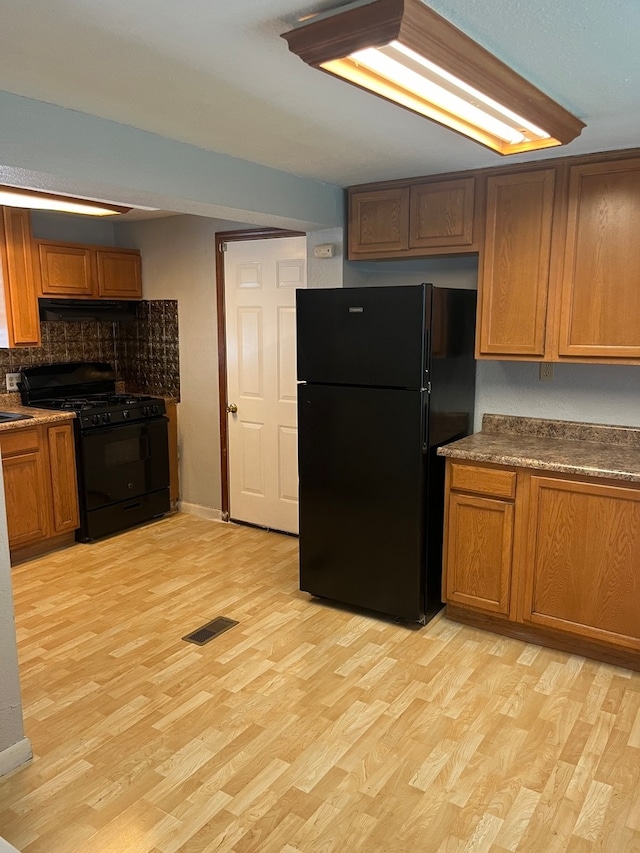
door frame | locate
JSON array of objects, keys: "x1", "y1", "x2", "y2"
[{"x1": 215, "y1": 228, "x2": 306, "y2": 520}]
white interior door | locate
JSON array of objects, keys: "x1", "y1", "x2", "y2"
[{"x1": 224, "y1": 235, "x2": 306, "y2": 534}]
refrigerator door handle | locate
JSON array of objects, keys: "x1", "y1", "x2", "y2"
[
  {"x1": 422, "y1": 395, "x2": 430, "y2": 452},
  {"x1": 423, "y1": 330, "x2": 430, "y2": 380}
]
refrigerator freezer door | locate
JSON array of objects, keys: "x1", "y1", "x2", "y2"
[
  {"x1": 298, "y1": 382, "x2": 430, "y2": 621},
  {"x1": 296, "y1": 285, "x2": 430, "y2": 389}
]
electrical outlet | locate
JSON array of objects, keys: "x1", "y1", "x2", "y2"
[
  {"x1": 5, "y1": 373, "x2": 20, "y2": 392},
  {"x1": 539, "y1": 362, "x2": 554, "y2": 382}
]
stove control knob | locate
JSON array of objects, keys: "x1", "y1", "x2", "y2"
[
  {"x1": 91, "y1": 414, "x2": 101, "y2": 425},
  {"x1": 122, "y1": 410, "x2": 130, "y2": 420},
  {"x1": 151, "y1": 404, "x2": 159, "y2": 416},
  {"x1": 102, "y1": 412, "x2": 111, "y2": 424},
  {"x1": 142, "y1": 406, "x2": 150, "y2": 417}
]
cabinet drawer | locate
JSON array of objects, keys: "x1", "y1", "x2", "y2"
[
  {"x1": 450, "y1": 463, "x2": 516, "y2": 499},
  {"x1": 0, "y1": 427, "x2": 40, "y2": 457}
]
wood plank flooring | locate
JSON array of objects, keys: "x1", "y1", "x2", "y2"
[{"x1": 0, "y1": 512, "x2": 639, "y2": 852}]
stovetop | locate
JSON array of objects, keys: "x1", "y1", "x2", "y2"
[
  {"x1": 39, "y1": 393, "x2": 157, "y2": 412},
  {"x1": 19, "y1": 362, "x2": 167, "y2": 430},
  {"x1": 34, "y1": 393, "x2": 166, "y2": 429}
]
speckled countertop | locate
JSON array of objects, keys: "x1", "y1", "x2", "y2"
[
  {"x1": 437, "y1": 414, "x2": 640, "y2": 483},
  {"x1": 0, "y1": 393, "x2": 76, "y2": 430}
]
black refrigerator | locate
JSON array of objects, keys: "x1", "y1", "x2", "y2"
[{"x1": 296, "y1": 283, "x2": 476, "y2": 623}]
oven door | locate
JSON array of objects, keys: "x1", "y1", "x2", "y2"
[{"x1": 79, "y1": 417, "x2": 170, "y2": 510}]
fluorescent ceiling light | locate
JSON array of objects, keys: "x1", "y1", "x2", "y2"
[
  {"x1": 283, "y1": 0, "x2": 585, "y2": 155},
  {"x1": 0, "y1": 185, "x2": 131, "y2": 217}
]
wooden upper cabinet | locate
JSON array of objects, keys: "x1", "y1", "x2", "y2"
[
  {"x1": 347, "y1": 148, "x2": 640, "y2": 363},
  {"x1": 348, "y1": 187, "x2": 409, "y2": 256},
  {"x1": 558, "y1": 158, "x2": 640, "y2": 360},
  {"x1": 37, "y1": 239, "x2": 142, "y2": 300},
  {"x1": 39, "y1": 242, "x2": 94, "y2": 297},
  {"x1": 96, "y1": 249, "x2": 142, "y2": 298},
  {"x1": 409, "y1": 177, "x2": 475, "y2": 249},
  {"x1": 0, "y1": 207, "x2": 41, "y2": 347},
  {"x1": 523, "y1": 474, "x2": 640, "y2": 651},
  {"x1": 477, "y1": 169, "x2": 556, "y2": 358},
  {"x1": 348, "y1": 177, "x2": 480, "y2": 259}
]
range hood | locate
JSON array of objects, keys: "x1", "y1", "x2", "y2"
[{"x1": 38, "y1": 298, "x2": 138, "y2": 322}]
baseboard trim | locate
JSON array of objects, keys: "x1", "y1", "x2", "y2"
[
  {"x1": 178, "y1": 502, "x2": 225, "y2": 522},
  {"x1": 0, "y1": 737, "x2": 32, "y2": 778}
]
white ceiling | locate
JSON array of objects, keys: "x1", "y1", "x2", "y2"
[{"x1": 0, "y1": 0, "x2": 639, "y2": 190}]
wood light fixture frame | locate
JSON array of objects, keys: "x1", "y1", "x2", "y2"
[{"x1": 282, "y1": 0, "x2": 585, "y2": 155}]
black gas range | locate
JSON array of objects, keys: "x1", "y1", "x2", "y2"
[
  {"x1": 35, "y1": 392, "x2": 166, "y2": 430},
  {"x1": 20, "y1": 362, "x2": 170, "y2": 542}
]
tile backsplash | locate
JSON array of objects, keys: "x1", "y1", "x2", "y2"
[
  {"x1": 118, "y1": 300, "x2": 181, "y2": 399},
  {"x1": 0, "y1": 300, "x2": 180, "y2": 400}
]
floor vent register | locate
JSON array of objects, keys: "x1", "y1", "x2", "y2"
[{"x1": 182, "y1": 616, "x2": 239, "y2": 646}]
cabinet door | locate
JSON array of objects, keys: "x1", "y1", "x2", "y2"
[
  {"x1": 39, "y1": 242, "x2": 94, "y2": 297},
  {"x1": 445, "y1": 492, "x2": 514, "y2": 616},
  {"x1": 0, "y1": 208, "x2": 41, "y2": 347},
  {"x1": 1, "y1": 428, "x2": 49, "y2": 548},
  {"x1": 523, "y1": 475, "x2": 640, "y2": 651},
  {"x1": 46, "y1": 423, "x2": 79, "y2": 534},
  {"x1": 409, "y1": 177, "x2": 475, "y2": 249},
  {"x1": 165, "y1": 399, "x2": 179, "y2": 503},
  {"x1": 96, "y1": 250, "x2": 142, "y2": 298},
  {"x1": 348, "y1": 188, "x2": 409, "y2": 257},
  {"x1": 477, "y1": 169, "x2": 555, "y2": 358},
  {"x1": 558, "y1": 158, "x2": 640, "y2": 359}
]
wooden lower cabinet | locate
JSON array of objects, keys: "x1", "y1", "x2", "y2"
[
  {"x1": 1, "y1": 428, "x2": 49, "y2": 548},
  {"x1": 523, "y1": 474, "x2": 640, "y2": 651},
  {"x1": 165, "y1": 399, "x2": 179, "y2": 504},
  {"x1": 0, "y1": 421, "x2": 79, "y2": 560},
  {"x1": 46, "y1": 423, "x2": 80, "y2": 535},
  {"x1": 444, "y1": 483, "x2": 514, "y2": 616},
  {"x1": 443, "y1": 460, "x2": 640, "y2": 668}
]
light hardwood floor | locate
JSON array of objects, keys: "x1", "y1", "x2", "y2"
[{"x1": 0, "y1": 512, "x2": 639, "y2": 852}]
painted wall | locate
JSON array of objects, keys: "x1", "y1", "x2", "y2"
[
  {"x1": 30, "y1": 209, "x2": 640, "y2": 513},
  {"x1": 0, "y1": 461, "x2": 31, "y2": 777},
  {"x1": 307, "y1": 227, "x2": 344, "y2": 290},
  {"x1": 344, "y1": 255, "x2": 478, "y2": 290},
  {"x1": 0, "y1": 91, "x2": 343, "y2": 232},
  {"x1": 476, "y1": 361, "x2": 640, "y2": 431},
  {"x1": 115, "y1": 217, "x2": 345, "y2": 516},
  {"x1": 343, "y1": 254, "x2": 640, "y2": 430},
  {"x1": 31, "y1": 211, "x2": 117, "y2": 245},
  {"x1": 116, "y1": 215, "x2": 246, "y2": 517}
]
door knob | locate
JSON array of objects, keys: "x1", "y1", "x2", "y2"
[{"x1": 226, "y1": 403, "x2": 238, "y2": 414}]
